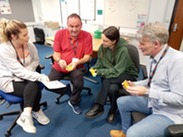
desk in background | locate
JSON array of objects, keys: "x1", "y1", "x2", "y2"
[{"x1": 92, "y1": 38, "x2": 102, "y2": 58}]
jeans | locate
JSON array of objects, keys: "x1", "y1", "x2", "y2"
[{"x1": 117, "y1": 96, "x2": 174, "y2": 137}]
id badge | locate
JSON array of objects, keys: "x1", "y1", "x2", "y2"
[{"x1": 72, "y1": 58, "x2": 79, "y2": 63}]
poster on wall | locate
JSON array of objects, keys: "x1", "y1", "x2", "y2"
[
  {"x1": 136, "y1": 14, "x2": 147, "y2": 28},
  {"x1": 0, "y1": 0, "x2": 12, "y2": 14}
]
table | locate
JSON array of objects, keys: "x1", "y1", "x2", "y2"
[
  {"x1": 92, "y1": 38, "x2": 102, "y2": 52},
  {"x1": 92, "y1": 38, "x2": 102, "y2": 58}
]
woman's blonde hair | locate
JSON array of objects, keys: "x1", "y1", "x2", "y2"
[{"x1": 0, "y1": 18, "x2": 27, "y2": 42}]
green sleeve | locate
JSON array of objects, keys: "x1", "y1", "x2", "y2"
[
  {"x1": 92, "y1": 46, "x2": 104, "y2": 69},
  {"x1": 96, "y1": 48, "x2": 129, "y2": 78}
]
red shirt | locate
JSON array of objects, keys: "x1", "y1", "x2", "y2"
[{"x1": 53, "y1": 29, "x2": 93, "y2": 73}]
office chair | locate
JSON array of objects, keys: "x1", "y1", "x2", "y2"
[
  {"x1": 105, "y1": 44, "x2": 145, "y2": 105},
  {"x1": 167, "y1": 124, "x2": 183, "y2": 137},
  {"x1": 0, "y1": 91, "x2": 23, "y2": 137},
  {"x1": 127, "y1": 44, "x2": 140, "y2": 73},
  {"x1": 45, "y1": 55, "x2": 92, "y2": 104},
  {"x1": 0, "y1": 65, "x2": 47, "y2": 137},
  {"x1": 117, "y1": 44, "x2": 141, "y2": 97}
]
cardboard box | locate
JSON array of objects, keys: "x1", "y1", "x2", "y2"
[{"x1": 44, "y1": 21, "x2": 59, "y2": 29}]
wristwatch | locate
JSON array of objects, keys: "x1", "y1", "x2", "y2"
[
  {"x1": 56, "y1": 59, "x2": 61, "y2": 63},
  {"x1": 145, "y1": 88, "x2": 149, "y2": 95}
]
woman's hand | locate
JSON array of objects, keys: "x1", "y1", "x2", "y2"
[{"x1": 39, "y1": 74, "x2": 50, "y2": 82}]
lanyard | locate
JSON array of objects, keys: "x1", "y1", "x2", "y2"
[
  {"x1": 10, "y1": 41, "x2": 25, "y2": 66},
  {"x1": 70, "y1": 39, "x2": 78, "y2": 56},
  {"x1": 147, "y1": 46, "x2": 169, "y2": 87}
]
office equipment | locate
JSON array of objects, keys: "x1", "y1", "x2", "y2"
[
  {"x1": 60, "y1": 0, "x2": 95, "y2": 24},
  {"x1": 79, "y1": 0, "x2": 95, "y2": 21},
  {"x1": 104, "y1": 0, "x2": 150, "y2": 28},
  {"x1": 60, "y1": 0, "x2": 79, "y2": 24}
]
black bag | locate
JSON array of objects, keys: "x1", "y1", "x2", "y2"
[{"x1": 34, "y1": 27, "x2": 45, "y2": 44}]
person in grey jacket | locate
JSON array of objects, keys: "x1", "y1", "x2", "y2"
[
  {"x1": 110, "y1": 22, "x2": 183, "y2": 137},
  {"x1": 0, "y1": 18, "x2": 50, "y2": 134}
]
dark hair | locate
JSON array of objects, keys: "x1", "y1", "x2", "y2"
[
  {"x1": 0, "y1": 18, "x2": 27, "y2": 42},
  {"x1": 103, "y1": 26, "x2": 120, "y2": 44},
  {"x1": 67, "y1": 13, "x2": 81, "y2": 22},
  {"x1": 101, "y1": 26, "x2": 120, "y2": 64}
]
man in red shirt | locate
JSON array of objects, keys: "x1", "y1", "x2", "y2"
[{"x1": 48, "y1": 13, "x2": 93, "y2": 114}]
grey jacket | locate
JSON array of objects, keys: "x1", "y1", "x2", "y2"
[{"x1": 0, "y1": 41, "x2": 44, "y2": 93}]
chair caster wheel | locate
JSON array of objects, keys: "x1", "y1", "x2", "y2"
[{"x1": 5, "y1": 131, "x2": 11, "y2": 137}]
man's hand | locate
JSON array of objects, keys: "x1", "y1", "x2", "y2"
[
  {"x1": 126, "y1": 85, "x2": 148, "y2": 96},
  {"x1": 58, "y1": 59, "x2": 67, "y2": 69},
  {"x1": 65, "y1": 62, "x2": 77, "y2": 72},
  {"x1": 122, "y1": 80, "x2": 135, "y2": 89}
]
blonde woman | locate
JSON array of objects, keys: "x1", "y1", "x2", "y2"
[{"x1": 0, "y1": 18, "x2": 50, "y2": 134}]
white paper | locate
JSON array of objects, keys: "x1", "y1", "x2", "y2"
[{"x1": 42, "y1": 80, "x2": 66, "y2": 89}]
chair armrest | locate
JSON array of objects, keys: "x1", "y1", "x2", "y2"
[
  {"x1": 36, "y1": 64, "x2": 45, "y2": 73},
  {"x1": 45, "y1": 54, "x2": 53, "y2": 60},
  {"x1": 39, "y1": 64, "x2": 45, "y2": 70},
  {"x1": 45, "y1": 54, "x2": 54, "y2": 64},
  {"x1": 167, "y1": 124, "x2": 183, "y2": 137}
]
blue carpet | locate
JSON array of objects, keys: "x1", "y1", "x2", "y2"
[{"x1": 0, "y1": 44, "x2": 121, "y2": 137}]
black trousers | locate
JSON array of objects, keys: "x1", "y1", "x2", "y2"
[
  {"x1": 95, "y1": 73, "x2": 136, "y2": 113},
  {"x1": 48, "y1": 67, "x2": 84, "y2": 105},
  {"x1": 12, "y1": 80, "x2": 41, "y2": 112}
]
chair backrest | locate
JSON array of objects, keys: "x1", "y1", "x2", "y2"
[
  {"x1": 126, "y1": 44, "x2": 147, "y2": 80},
  {"x1": 126, "y1": 44, "x2": 140, "y2": 72}
]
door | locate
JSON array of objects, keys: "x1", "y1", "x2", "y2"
[{"x1": 168, "y1": 0, "x2": 183, "y2": 50}]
